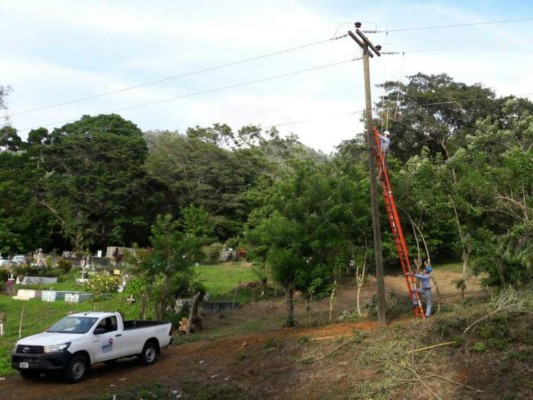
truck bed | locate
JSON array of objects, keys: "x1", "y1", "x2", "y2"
[{"x1": 123, "y1": 320, "x2": 169, "y2": 330}]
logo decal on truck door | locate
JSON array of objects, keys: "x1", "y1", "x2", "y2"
[{"x1": 102, "y1": 338, "x2": 114, "y2": 353}]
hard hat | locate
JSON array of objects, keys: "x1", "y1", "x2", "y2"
[
  {"x1": 384, "y1": 130, "x2": 390, "y2": 136},
  {"x1": 425, "y1": 266, "x2": 432, "y2": 273}
]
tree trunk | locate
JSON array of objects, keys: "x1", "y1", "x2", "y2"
[
  {"x1": 285, "y1": 285, "x2": 295, "y2": 327},
  {"x1": 461, "y1": 249, "x2": 469, "y2": 301},
  {"x1": 329, "y1": 279, "x2": 337, "y2": 323},
  {"x1": 450, "y1": 194, "x2": 469, "y2": 301},
  {"x1": 355, "y1": 255, "x2": 367, "y2": 317},
  {"x1": 186, "y1": 292, "x2": 202, "y2": 335},
  {"x1": 139, "y1": 293, "x2": 148, "y2": 320}
]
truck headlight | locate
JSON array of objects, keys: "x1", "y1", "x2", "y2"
[{"x1": 44, "y1": 342, "x2": 71, "y2": 353}]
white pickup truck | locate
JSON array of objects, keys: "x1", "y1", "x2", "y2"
[{"x1": 12, "y1": 311, "x2": 173, "y2": 383}]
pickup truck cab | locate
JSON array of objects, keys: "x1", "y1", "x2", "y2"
[{"x1": 12, "y1": 311, "x2": 173, "y2": 383}]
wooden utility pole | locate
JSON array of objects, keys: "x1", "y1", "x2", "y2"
[{"x1": 348, "y1": 23, "x2": 386, "y2": 324}]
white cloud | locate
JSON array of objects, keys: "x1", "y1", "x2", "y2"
[{"x1": 1, "y1": 0, "x2": 532, "y2": 151}]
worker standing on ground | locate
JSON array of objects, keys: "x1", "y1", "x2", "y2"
[{"x1": 413, "y1": 261, "x2": 432, "y2": 317}]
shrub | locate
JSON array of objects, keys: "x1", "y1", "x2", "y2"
[
  {"x1": 472, "y1": 342, "x2": 486, "y2": 352},
  {"x1": 202, "y1": 243, "x2": 225, "y2": 264},
  {"x1": 367, "y1": 291, "x2": 409, "y2": 320},
  {"x1": 297, "y1": 336, "x2": 310, "y2": 345},
  {"x1": 338, "y1": 310, "x2": 360, "y2": 322},
  {"x1": 57, "y1": 258, "x2": 72, "y2": 274},
  {"x1": 14, "y1": 265, "x2": 54, "y2": 277},
  {"x1": 84, "y1": 274, "x2": 120, "y2": 295},
  {"x1": 262, "y1": 337, "x2": 281, "y2": 349},
  {"x1": 0, "y1": 270, "x2": 9, "y2": 283}
]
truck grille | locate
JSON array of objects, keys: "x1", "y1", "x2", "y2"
[{"x1": 16, "y1": 345, "x2": 44, "y2": 354}]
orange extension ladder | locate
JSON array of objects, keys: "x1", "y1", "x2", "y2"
[{"x1": 373, "y1": 127, "x2": 425, "y2": 318}]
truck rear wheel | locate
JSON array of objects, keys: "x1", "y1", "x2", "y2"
[
  {"x1": 65, "y1": 354, "x2": 89, "y2": 383},
  {"x1": 138, "y1": 340, "x2": 158, "y2": 366}
]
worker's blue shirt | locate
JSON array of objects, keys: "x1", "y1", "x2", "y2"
[{"x1": 414, "y1": 273, "x2": 431, "y2": 289}]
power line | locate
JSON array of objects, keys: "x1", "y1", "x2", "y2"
[
  {"x1": 4, "y1": 17, "x2": 531, "y2": 121},
  {"x1": 13, "y1": 58, "x2": 360, "y2": 134},
  {"x1": 375, "y1": 17, "x2": 533, "y2": 33},
  {"x1": 2, "y1": 17, "x2": 531, "y2": 135},
  {"x1": 3, "y1": 36, "x2": 347, "y2": 120},
  {"x1": 271, "y1": 110, "x2": 362, "y2": 128}
]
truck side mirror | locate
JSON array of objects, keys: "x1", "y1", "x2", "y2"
[{"x1": 94, "y1": 327, "x2": 106, "y2": 335}]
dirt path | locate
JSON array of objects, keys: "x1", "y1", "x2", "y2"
[{"x1": 1, "y1": 270, "x2": 485, "y2": 399}]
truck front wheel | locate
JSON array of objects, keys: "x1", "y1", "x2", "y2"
[
  {"x1": 138, "y1": 340, "x2": 158, "y2": 366},
  {"x1": 65, "y1": 354, "x2": 89, "y2": 383}
]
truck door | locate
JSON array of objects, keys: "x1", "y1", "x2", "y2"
[{"x1": 92, "y1": 316, "x2": 124, "y2": 362}]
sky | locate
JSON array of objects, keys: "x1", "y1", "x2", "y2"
[{"x1": 1, "y1": 0, "x2": 532, "y2": 153}]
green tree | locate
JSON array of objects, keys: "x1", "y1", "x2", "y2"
[
  {"x1": 467, "y1": 100, "x2": 532, "y2": 287},
  {"x1": 135, "y1": 213, "x2": 206, "y2": 319},
  {"x1": 145, "y1": 127, "x2": 288, "y2": 242},
  {"x1": 247, "y1": 212, "x2": 304, "y2": 326},
  {"x1": 33, "y1": 114, "x2": 151, "y2": 251},
  {"x1": 0, "y1": 138, "x2": 55, "y2": 255},
  {"x1": 378, "y1": 73, "x2": 497, "y2": 161},
  {"x1": 245, "y1": 157, "x2": 371, "y2": 325}
]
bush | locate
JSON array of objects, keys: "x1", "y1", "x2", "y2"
[
  {"x1": 338, "y1": 310, "x2": 360, "y2": 322},
  {"x1": 202, "y1": 243, "x2": 225, "y2": 264},
  {"x1": 57, "y1": 258, "x2": 72, "y2": 274},
  {"x1": 0, "y1": 270, "x2": 9, "y2": 283},
  {"x1": 84, "y1": 273, "x2": 120, "y2": 295},
  {"x1": 367, "y1": 291, "x2": 410, "y2": 320},
  {"x1": 14, "y1": 265, "x2": 54, "y2": 277}
]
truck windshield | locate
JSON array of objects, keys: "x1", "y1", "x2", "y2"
[{"x1": 47, "y1": 316, "x2": 98, "y2": 334}]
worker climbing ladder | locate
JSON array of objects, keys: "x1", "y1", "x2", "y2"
[{"x1": 373, "y1": 127, "x2": 425, "y2": 318}]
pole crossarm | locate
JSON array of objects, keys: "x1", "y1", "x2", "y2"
[
  {"x1": 355, "y1": 29, "x2": 382, "y2": 56},
  {"x1": 348, "y1": 31, "x2": 369, "y2": 55}
]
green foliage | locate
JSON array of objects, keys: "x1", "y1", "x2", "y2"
[
  {"x1": 487, "y1": 337, "x2": 507, "y2": 351},
  {"x1": 262, "y1": 337, "x2": 281, "y2": 349},
  {"x1": 37, "y1": 114, "x2": 151, "y2": 250},
  {"x1": 0, "y1": 269, "x2": 9, "y2": 282},
  {"x1": 192, "y1": 263, "x2": 258, "y2": 302},
  {"x1": 297, "y1": 335, "x2": 310, "y2": 345},
  {"x1": 471, "y1": 342, "x2": 487, "y2": 352},
  {"x1": 123, "y1": 276, "x2": 147, "y2": 296},
  {"x1": 0, "y1": 77, "x2": 531, "y2": 294},
  {"x1": 378, "y1": 72, "x2": 497, "y2": 161},
  {"x1": 337, "y1": 309, "x2": 360, "y2": 322},
  {"x1": 432, "y1": 315, "x2": 468, "y2": 339},
  {"x1": 57, "y1": 258, "x2": 72, "y2": 274},
  {"x1": 84, "y1": 274, "x2": 120, "y2": 295},
  {"x1": 202, "y1": 242, "x2": 225, "y2": 263},
  {"x1": 367, "y1": 292, "x2": 410, "y2": 320},
  {"x1": 133, "y1": 213, "x2": 205, "y2": 319},
  {"x1": 245, "y1": 158, "x2": 370, "y2": 325},
  {"x1": 13, "y1": 264, "x2": 57, "y2": 278}
]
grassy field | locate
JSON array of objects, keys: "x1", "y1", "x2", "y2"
[{"x1": 193, "y1": 261, "x2": 258, "y2": 302}]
